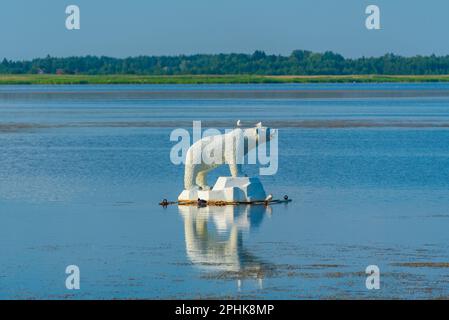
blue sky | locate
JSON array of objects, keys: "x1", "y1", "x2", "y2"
[{"x1": 1, "y1": 0, "x2": 448, "y2": 60}]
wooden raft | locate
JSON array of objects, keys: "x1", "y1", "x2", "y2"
[{"x1": 160, "y1": 199, "x2": 292, "y2": 207}]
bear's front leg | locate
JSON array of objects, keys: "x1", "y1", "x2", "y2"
[
  {"x1": 228, "y1": 163, "x2": 242, "y2": 178},
  {"x1": 196, "y1": 170, "x2": 211, "y2": 190}
]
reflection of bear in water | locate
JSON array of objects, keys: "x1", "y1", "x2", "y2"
[
  {"x1": 178, "y1": 204, "x2": 271, "y2": 274},
  {"x1": 184, "y1": 124, "x2": 276, "y2": 190}
]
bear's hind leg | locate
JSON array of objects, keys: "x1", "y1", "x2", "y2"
[{"x1": 196, "y1": 170, "x2": 211, "y2": 190}]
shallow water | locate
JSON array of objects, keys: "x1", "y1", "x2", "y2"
[{"x1": 1, "y1": 83, "x2": 449, "y2": 299}]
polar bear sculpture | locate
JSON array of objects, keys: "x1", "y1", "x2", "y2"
[{"x1": 183, "y1": 122, "x2": 275, "y2": 191}]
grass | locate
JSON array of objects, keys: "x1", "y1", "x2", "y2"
[{"x1": 1, "y1": 74, "x2": 449, "y2": 85}]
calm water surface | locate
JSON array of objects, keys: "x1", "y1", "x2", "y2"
[{"x1": 1, "y1": 83, "x2": 449, "y2": 299}]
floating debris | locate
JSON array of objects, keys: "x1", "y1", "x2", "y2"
[
  {"x1": 159, "y1": 198, "x2": 175, "y2": 207},
  {"x1": 197, "y1": 198, "x2": 208, "y2": 207},
  {"x1": 160, "y1": 198, "x2": 292, "y2": 207}
]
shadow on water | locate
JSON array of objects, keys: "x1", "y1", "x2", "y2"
[{"x1": 178, "y1": 204, "x2": 275, "y2": 287}]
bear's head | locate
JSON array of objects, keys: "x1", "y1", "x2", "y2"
[
  {"x1": 240, "y1": 122, "x2": 277, "y2": 153},
  {"x1": 243, "y1": 122, "x2": 276, "y2": 141}
]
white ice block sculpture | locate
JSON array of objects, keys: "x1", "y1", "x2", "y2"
[{"x1": 178, "y1": 177, "x2": 267, "y2": 202}]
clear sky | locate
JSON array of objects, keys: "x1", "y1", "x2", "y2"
[{"x1": 1, "y1": 0, "x2": 449, "y2": 60}]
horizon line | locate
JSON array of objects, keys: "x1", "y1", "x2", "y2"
[{"x1": 3, "y1": 50, "x2": 449, "y2": 62}]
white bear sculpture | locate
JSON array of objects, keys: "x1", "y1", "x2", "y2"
[{"x1": 178, "y1": 122, "x2": 276, "y2": 203}]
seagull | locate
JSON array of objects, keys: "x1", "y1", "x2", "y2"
[
  {"x1": 264, "y1": 194, "x2": 273, "y2": 206},
  {"x1": 256, "y1": 122, "x2": 263, "y2": 128},
  {"x1": 236, "y1": 120, "x2": 242, "y2": 127}
]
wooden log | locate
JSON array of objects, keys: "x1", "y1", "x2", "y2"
[{"x1": 175, "y1": 199, "x2": 292, "y2": 206}]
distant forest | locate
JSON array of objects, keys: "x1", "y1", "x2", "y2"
[{"x1": 2, "y1": 50, "x2": 449, "y2": 75}]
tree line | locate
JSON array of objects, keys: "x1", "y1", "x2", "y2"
[{"x1": 2, "y1": 50, "x2": 449, "y2": 75}]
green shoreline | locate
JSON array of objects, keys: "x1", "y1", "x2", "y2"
[{"x1": 2, "y1": 74, "x2": 449, "y2": 85}]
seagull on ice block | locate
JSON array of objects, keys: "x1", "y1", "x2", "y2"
[
  {"x1": 236, "y1": 120, "x2": 242, "y2": 127},
  {"x1": 264, "y1": 194, "x2": 273, "y2": 202}
]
